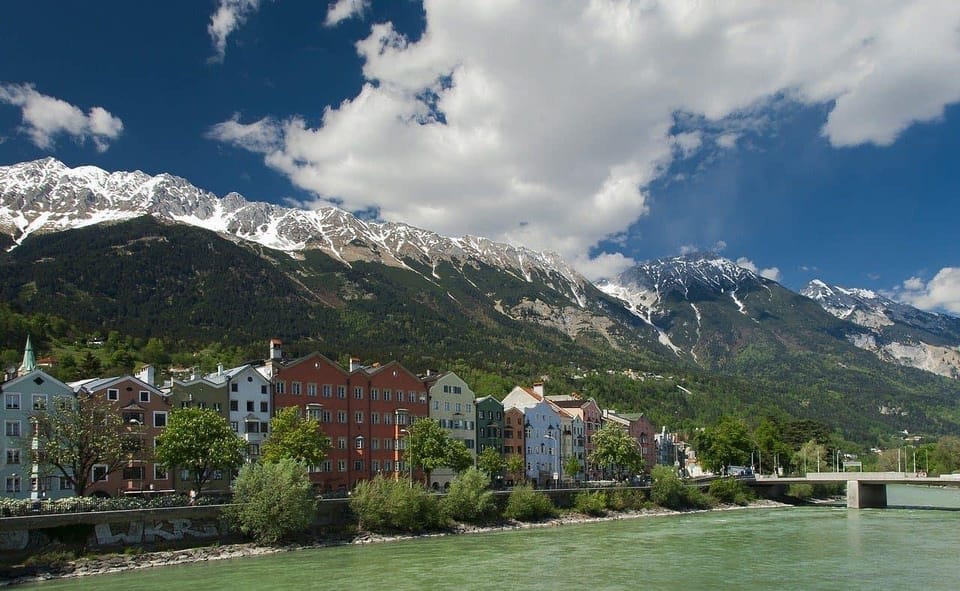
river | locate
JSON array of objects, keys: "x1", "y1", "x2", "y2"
[{"x1": 17, "y1": 485, "x2": 960, "y2": 590}]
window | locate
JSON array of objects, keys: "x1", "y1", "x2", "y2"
[
  {"x1": 5, "y1": 421, "x2": 21, "y2": 437},
  {"x1": 354, "y1": 460, "x2": 364, "y2": 472},
  {"x1": 338, "y1": 437, "x2": 347, "y2": 450},
  {"x1": 212, "y1": 470, "x2": 224, "y2": 481},
  {"x1": 123, "y1": 411, "x2": 144, "y2": 424},
  {"x1": 197, "y1": 401, "x2": 206, "y2": 409},
  {"x1": 123, "y1": 465, "x2": 145, "y2": 480},
  {"x1": 307, "y1": 406, "x2": 322, "y2": 421},
  {"x1": 4, "y1": 393, "x2": 19, "y2": 410},
  {"x1": 260, "y1": 401, "x2": 268, "y2": 413},
  {"x1": 354, "y1": 386, "x2": 364, "y2": 400},
  {"x1": 214, "y1": 402, "x2": 222, "y2": 412},
  {"x1": 231, "y1": 383, "x2": 238, "y2": 392},
  {"x1": 248, "y1": 444, "x2": 260, "y2": 458},
  {"x1": 383, "y1": 389, "x2": 391, "y2": 401},
  {"x1": 456, "y1": 402, "x2": 462, "y2": 413},
  {"x1": 320, "y1": 460, "x2": 332, "y2": 473},
  {"x1": 372, "y1": 460, "x2": 381, "y2": 472},
  {"x1": 261, "y1": 385, "x2": 268, "y2": 395},
  {"x1": 307, "y1": 383, "x2": 317, "y2": 397},
  {"x1": 384, "y1": 460, "x2": 393, "y2": 472},
  {"x1": 59, "y1": 476, "x2": 71, "y2": 490},
  {"x1": 371, "y1": 388, "x2": 379, "y2": 400},
  {"x1": 260, "y1": 422, "x2": 269, "y2": 433},
  {"x1": 275, "y1": 382, "x2": 285, "y2": 395},
  {"x1": 371, "y1": 412, "x2": 380, "y2": 424},
  {"x1": 32, "y1": 394, "x2": 47, "y2": 411},
  {"x1": 355, "y1": 436, "x2": 364, "y2": 449},
  {"x1": 444, "y1": 402, "x2": 450, "y2": 412},
  {"x1": 246, "y1": 400, "x2": 254, "y2": 412},
  {"x1": 153, "y1": 411, "x2": 168, "y2": 428},
  {"x1": 321, "y1": 410, "x2": 332, "y2": 423},
  {"x1": 338, "y1": 410, "x2": 348, "y2": 423},
  {"x1": 337, "y1": 459, "x2": 347, "y2": 472},
  {"x1": 466, "y1": 403, "x2": 473, "y2": 413},
  {"x1": 397, "y1": 391, "x2": 404, "y2": 402},
  {"x1": 337, "y1": 385, "x2": 346, "y2": 399},
  {"x1": 107, "y1": 389, "x2": 119, "y2": 401},
  {"x1": 355, "y1": 411, "x2": 363, "y2": 424},
  {"x1": 6, "y1": 448, "x2": 21, "y2": 465},
  {"x1": 231, "y1": 421, "x2": 238, "y2": 432},
  {"x1": 371, "y1": 439, "x2": 380, "y2": 450},
  {"x1": 5, "y1": 475, "x2": 21, "y2": 493},
  {"x1": 322, "y1": 384, "x2": 332, "y2": 398},
  {"x1": 384, "y1": 438, "x2": 393, "y2": 450},
  {"x1": 139, "y1": 390, "x2": 150, "y2": 403},
  {"x1": 478, "y1": 410, "x2": 484, "y2": 419},
  {"x1": 230, "y1": 400, "x2": 239, "y2": 412},
  {"x1": 92, "y1": 464, "x2": 108, "y2": 482},
  {"x1": 245, "y1": 421, "x2": 260, "y2": 434},
  {"x1": 384, "y1": 413, "x2": 393, "y2": 425},
  {"x1": 291, "y1": 382, "x2": 302, "y2": 396},
  {"x1": 434, "y1": 398, "x2": 441, "y2": 410}
]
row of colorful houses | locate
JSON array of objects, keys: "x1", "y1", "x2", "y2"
[{"x1": 2, "y1": 337, "x2": 675, "y2": 500}]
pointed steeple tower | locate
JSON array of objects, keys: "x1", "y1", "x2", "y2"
[{"x1": 18, "y1": 335, "x2": 37, "y2": 377}]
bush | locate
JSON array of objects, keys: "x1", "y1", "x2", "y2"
[
  {"x1": 225, "y1": 459, "x2": 317, "y2": 544},
  {"x1": 574, "y1": 491, "x2": 608, "y2": 516},
  {"x1": 787, "y1": 483, "x2": 814, "y2": 500},
  {"x1": 441, "y1": 467, "x2": 497, "y2": 524},
  {"x1": 650, "y1": 465, "x2": 688, "y2": 509},
  {"x1": 708, "y1": 477, "x2": 754, "y2": 505},
  {"x1": 503, "y1": 484, "x2": 556, "y2": 521},
  {"x1": 350, "y1": 475, "x2": 443, "y2": 533},
  {"x1": 606, "y1": 486, "x2": 647, "y2": 511}
]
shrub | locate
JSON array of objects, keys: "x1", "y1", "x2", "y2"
[
  {"x1": 441, "y1": 467, "x2": 497, "y2": 524},
  {"x1": 650, "y1": 465, "x2": 687, "y2": 509},
  {"x1": 787, "y1": 483, "x2": 814, "y2": 500},
  {"x1": 574, "y1": 491, "x2": 607, "y2": 516},
  {"x1": 350, "y1": 475, "x2": 443, "y2": 533},
  {"x1": 503, "y1": 484, "x2": 556, "y2": 521},
  {"x1": 225, "y1": 459, "x2": 317, "y2": 544},
  {"x1": 606, "y1": 486, "x2": 646, "y2": 511},
  {"x1": 708, "y1": 477, "x2": 754, "y2": 506}
]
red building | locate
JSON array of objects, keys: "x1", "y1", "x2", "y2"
[
  {"x1": 272, "y1": 354, "x2": 429, "y2": 491},
  {"x1": 502, "y1": 406, "x2": 526, "y2": 485},
  {"x1": 75, "y1": 376, "x2": 171, "y2": 497}
]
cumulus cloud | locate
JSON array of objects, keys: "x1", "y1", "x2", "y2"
[
  {"x1": 209, "y1": 1, "x2": 960, "y2": 277},
  {"x1": 325, "y1": 0, "x2": 370, "y2": 27},
  {"x1": 208, "y1": 0, "x2": 264, "y2": 63},
  {"x1": 205, "y1": 113, "x2": 282, "y2": 153},
  {"x1": 0, "y1": 83, "x2": 123, "y2": 152},
  {"x1": 896, "y1": 269, "x2": 960, "y2": 314},
  {"x1": 736, "y1": 257, "x2": 781, "y2": 282}
]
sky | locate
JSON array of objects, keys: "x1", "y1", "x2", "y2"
[{"x1": 1, "y1": 0, "x2": 958, "y2": 315}]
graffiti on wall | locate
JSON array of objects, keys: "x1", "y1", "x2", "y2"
[{"x1": 94, "y1": 519, "x2": 219, "y2": 546}]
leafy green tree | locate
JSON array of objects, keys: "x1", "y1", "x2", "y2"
[
  {"x1": 79, "y1": 351, "x2": 102, "y2": 377},
  {"x1": 564, "y1": 455, "x2": 582, "y2": 481},
  {"x1": 590, "y1": 423, "x2": 644, "y2": 480},
  {"x1": 405, "y1": 418, "x2": 452, "y2": 485},
  {"x1": 440, "y1": 467, "x2": 497, "y2": 523},
  {"x1": 226, "y1": 459, "x2": 316, "y2": 544},
  {"x1": 752, "y1": 417, "x2": 792, "y2": 474},
  {"x1": 506, "y1": 453, "x2": 526, "y2": 483},
  {"x1": 350, "y1": 474, "x2": 443, "y2": 533},
  {"x1": 29, "y1": 396, "x2": 129, "y2": 496},
  {"x1": 793, "y1": 439, "x2": 829, "y2": 475},
  {"x1": 156, "y1": 408, "x2": 246, "y2": 493},
  {"x1": 695, "y1": 416, "x2": 752, "y2": 474},
  {"x1": 260, "y1": 407, "x2": 330, "y2": 467},
  {"x1": 931, "y1": 436, "x2": 960, "y2": 475},
  {"x1": 476, "y1": 446, "x2": 505, "y2": 477},
  {"x1": 142, "y1": 337, "x2": 170, "y2": 367},
  {"x1": 446, "y1": 439, "x2": 474, "y2": 474},
  {"x1": 650, "y1": 465, "x2": 687, "y2": 509}
]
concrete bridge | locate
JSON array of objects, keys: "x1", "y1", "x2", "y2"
[{"x1": 750, "y1": 472, "x2": 960, "y2": 508}]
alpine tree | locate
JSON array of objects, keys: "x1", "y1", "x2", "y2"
[
  {"x1": 260, "y1": 407, "x2": 330, "y2": 467},
  {"x1": 695, "y1": 416, "x2": 752, "y2": 474},
  {"x1": 590, "y1": 423, "x2": 644, "y2": 481},
  {"x1": 29, "y1": 395, "x2": 129, "y2": 496},
  {"x1": 155, "y1": 407, "x2": 246, "y2": 493}
]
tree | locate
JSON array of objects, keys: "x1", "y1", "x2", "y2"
[
  {"x1": 440, "y1": 467, "x2": 497, "y2": 523},
  {"x1": 476, "y1": 446, "x2": 505, "y2": 478},
  {"x1": 446, "y1": 439, "x2": 474, "y2": 474},
  {"x1": 225, "y1": 459, "x2": 317, "y2": 544},
  {"x1": 695, "y1": 416, "x2": 752, "y2": 474},
  {"x1": 752, "y1": 417, "x2": 792, "y2": 474},
  {"x1": 792, "y1": 439, "x2": 828, "y2": 475},
  {"x1": 590, "y1": 423, "x2": 644, "y2": 481},
  {"x1": 564, "y1": 455, "x2": 582, "y2": 481},
  {"x1": 931, "y1": 436, "x2": 960, "y2": 475},
  {"x1": 506, "y1": 453, "x2": 526, "y2": 484},
  {"x1": 260, "y1": 407, "x2": 330, "y2": 467},
  {"x1": 405, "y1": 418, "x2": 452, "y2": 485},
  {"x1": 155, "y1": 407, "x2": 246, "y2": 493},
  {"x1": 29, "y1": 396, "x2": 129, "y2": 496}
]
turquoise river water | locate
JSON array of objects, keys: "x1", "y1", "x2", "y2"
[{"x1": 17, "y1": 485, "x2": 960, "y2": 590}]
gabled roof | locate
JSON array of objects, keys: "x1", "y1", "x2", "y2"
[
  {"x1": 1, "y1": 367, "x2": 73, "y2": 393},
  {"x1": 279, "y1": 352, "x2": 349, "y2": 376},
  {"x1": 72, "y1": 375, "x2": 166, "y2": 396},
  {"x1": 363, "y1": 360, "x2": 421, "y2": 383},
  {"x1": 204, "y1": 363, "x2": 269, "y2": 385}
]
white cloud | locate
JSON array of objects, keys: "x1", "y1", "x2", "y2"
[
  {"x1": 205, "y1": 113, "x2": 281, "y2": 153},
  {"x1": 325, "y1": 0, "x2": 370, "y2": 27},
  {"x1": 712, "y1": 240, "x2": 727, "y2": 252},
  {"x1": 897, "y1": 269, "x2": 960, "y2": 314},
  {"x1": 679, "y1": 244, "x2": 699, "y2": 255},
  {"x1": 574, "y1": 251, "x2": 636, "y2": 282},
  {"x1": 0, "y1": 83, "x2": 123, "y2": 152},
  {"x1": 208, "y1": 0, "x2": 264, "y2": 63},
  {"x1": 736, "y1": 257, "x2": 781, "y2": 282},
  {"x1": 210, "y1": 1, "x2": 960, "y2": 276}
]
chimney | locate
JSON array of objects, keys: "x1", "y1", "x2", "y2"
[
  {"x1": 533, "y1": 382, "x2": 544, "y2": 397},
  {"x1": 349, "y1": 357, "x2": 361, "y2": 372},
  {"x1": 217, "y1": 363, "x2": 224, "y2": 376},
  {"x1": 136, "y1": 365, "x2": 156, "y2": 387},
  {"x1": 269, "y1": 338, "x2": 283, "y2": 361}
]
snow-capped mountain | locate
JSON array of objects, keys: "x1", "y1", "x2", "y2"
[
  {"x1": 802, "y1": 279, "x2": 960, "y2": 379},
  {"x1": 0, "y1": 158, "x2": 589, "y2": 306}
]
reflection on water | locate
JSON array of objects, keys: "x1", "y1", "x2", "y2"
[{"x1": 16, "y1": 486, "x2": 960, "y2": 591}]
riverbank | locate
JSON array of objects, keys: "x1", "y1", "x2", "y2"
[{"x1": 0, "y1": 499, "x2": 789, "y2": 587}]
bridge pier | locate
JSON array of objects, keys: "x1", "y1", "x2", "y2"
[{"x1": 846, "y1": 480, "x2": 887, "y2": 509}]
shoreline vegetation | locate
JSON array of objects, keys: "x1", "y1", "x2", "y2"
[{"x1": 0, "y1": 499, "x2": 796, "y2": 587}]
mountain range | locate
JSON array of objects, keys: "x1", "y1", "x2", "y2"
[{"x1": 2, "y1": 158, "x2": 959, "y2": 441}]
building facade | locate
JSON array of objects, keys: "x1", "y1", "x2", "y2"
[{"x1": 423, "y1": 371, "x2": 477, "y2": 489}]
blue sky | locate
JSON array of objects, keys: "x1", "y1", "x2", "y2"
[{"x1": 1, "y1": 1, "x2": 958, "y2": 315}]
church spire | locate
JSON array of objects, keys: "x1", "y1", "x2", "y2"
[{"x1": 18, "y1": 335, "x2": 37, "y2": 377}]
